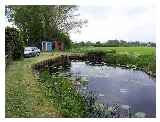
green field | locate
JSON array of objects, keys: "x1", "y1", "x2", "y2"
[{"x1": 69, "y1": 46, "x2": 156, "y2": 55}]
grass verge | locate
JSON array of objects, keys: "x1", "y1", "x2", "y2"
[{"x1": 5, "y1": 52, "x2": 61, "y2": 117}]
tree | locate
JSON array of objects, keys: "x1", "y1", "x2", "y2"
[
  {"x1": 106, "y1": 40, "x2": 120, "y2": 47},
  {"x1": 5, "y1": 5, "x2": 87, "y2": 47},
  {"x1": 56, "y1": 31, "x2": 72, "y2": 49},
  {"x1": 6, "y1": 6, "x2": 44, "y2": 45},
  {"x1": 119, "y1": 40, "x2": 128, "y2": 47},
  {"x1": 95, "y1": 41, "x2": 101, "y2": 46}
]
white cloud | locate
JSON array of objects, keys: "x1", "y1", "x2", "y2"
[{"x1": 70, "y1": 4, "x2": 155, "y2": 42}]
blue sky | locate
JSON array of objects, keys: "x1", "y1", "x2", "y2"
[{"x1": 70, "y1": 4, "x2": 155, "y2": 43}]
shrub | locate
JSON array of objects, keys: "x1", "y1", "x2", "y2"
[{"x1": 5, "y1": 27, "x2": 24, "y2": 60}]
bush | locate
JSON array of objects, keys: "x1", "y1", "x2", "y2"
[{"x1": 5, "y1": 27, "x2": 24, "y2": 60}]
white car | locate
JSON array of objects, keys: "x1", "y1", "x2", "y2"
[{"x1": 24, "y1": 47, "x2": 40, "y2": 57}]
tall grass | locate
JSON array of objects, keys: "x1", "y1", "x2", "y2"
[{"x1": 104, "y1": 52, "x2": 156, "y2": 75}]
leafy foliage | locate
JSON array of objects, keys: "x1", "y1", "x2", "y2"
[
  {"x1": 39, "y1": 70, "x2": 112, "y2": 117},
  {"x1": 39, "y1": 71, "x2": 86, "y2": 117},
  {"x1": 56, "y1": 31, "x2": 72, "y2": 49},
  {"x1": 5, "y1": 6, "x2": 87, "y2": 46},
  {"x1": 5, "y1": 27, "x2": 24, "y2": 60}
]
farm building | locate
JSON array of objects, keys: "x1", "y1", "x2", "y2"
[
  {"x1": 42, "y1": 40, "x2": 64, "y2": 52},
  {"x1": 54, "y1": 41, "x2": 64, "y2": 51},
  {"x1": 42, "y1": 41, "x2": 52, "y2": 52}
]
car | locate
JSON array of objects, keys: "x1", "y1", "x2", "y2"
[{"x1": 24, "y1": 47, "x2": 40, "y2": 57}]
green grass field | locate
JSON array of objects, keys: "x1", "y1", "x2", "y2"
[{"x1": 69, "y1": 46, "x2": 156, "y2": 55}]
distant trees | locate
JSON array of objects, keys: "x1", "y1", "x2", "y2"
[
  {"x1": 5, "y1": 5, "x2": 87, "y2": 48},
  {"x1": 73, "y1": 40, "x2": 156, "y2": 47},
  {"x1": 119, "y1": 40, "x2": 128, "y2": 47},
  {"x1": 106, "y1": 40, "x2": 120, "y2": 47},
  {"x1": 147, "y1": 42, "x2": 156, "y2": 47}
]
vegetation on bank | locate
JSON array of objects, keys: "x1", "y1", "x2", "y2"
[
  {"x1": 38, "y1": 70, "x2": 114, "y2": 118},
  {"x1": 68, "y1": 47, "x2": 156, "y2": 76},
  {"x1": 5, "y1": 53, "x2": 61, "y2": 117},
  {"x1": 105, "y1": 51, "x2": 156, "y2": 75},
  {"x1": 39, "y1": 71, "x2": 86, "y2": 117}
]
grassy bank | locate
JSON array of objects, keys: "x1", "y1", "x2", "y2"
[
  {"x1": 68, "y1": 47, "x2": 156, "y2": 76},
  {"x1": 39, "y1": 71, "x2": 87, "y2": 117},
  {"x1": 5, "y1": 53, "x2": 61, "y2": 117}
]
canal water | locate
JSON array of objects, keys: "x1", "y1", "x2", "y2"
[{"x1": 51, "y1": 61, "x2": 156, "y2": 117}]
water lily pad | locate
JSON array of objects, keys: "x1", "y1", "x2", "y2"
[
  {"x1": 135, "y1": 112, "x2": 146, "y2": 118},
  {"x1": 82, "y1": 87, "x2": 87, "y2": 90},
  {"x1": 120, "y1": 105, "x2": 130, "y2": 110}
]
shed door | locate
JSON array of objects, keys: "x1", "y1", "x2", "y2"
[{"x1": 47, "y1": 42, "x2": 52, "y2": 52}]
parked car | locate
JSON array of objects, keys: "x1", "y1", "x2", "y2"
[{"x1": 24, "y1": 47, "x2": 40, "y2": 57}]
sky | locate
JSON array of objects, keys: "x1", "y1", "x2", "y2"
[
  {"x1": 5, "y1": 0, "x2": 155, "y2": 43},
  {"x1": 70, "y1": 4, "x2": 155, "y2": 43}
]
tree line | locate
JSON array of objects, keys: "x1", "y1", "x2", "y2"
[{"x1": 73, "y1": 40, "x2": 156, "y2": 47}]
